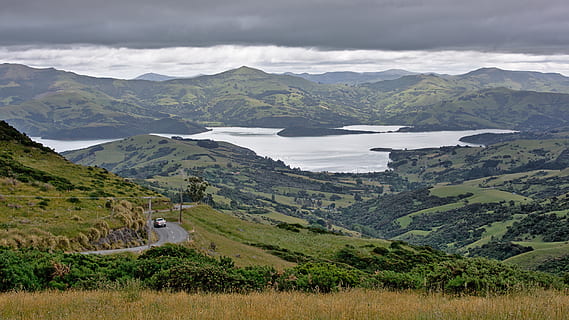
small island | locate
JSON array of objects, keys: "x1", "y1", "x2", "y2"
[
  {"x1": 277, "y1": 126, "x2": 377, "y2": 137},
  {"x1": 369, "y1": 147, "x2": 395, "y2": 152}
]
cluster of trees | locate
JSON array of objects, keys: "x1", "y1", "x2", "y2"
[
  {"x1": 331, "y1": 188, "x2": 472, "y2": 238},
  {"x1": 468, "y1": 241, "x2": 534, "y2": 260},
  {"x1": 399, "y1": 202, "x2": 514, "y2": 251},
  {"x1": 0, "y1": 244, "x2": 564, "y2": 295},
  {"x1": 177, "y1": 155, "x2": 415, "y2": 220},
  {"x1": 502, "y1": 211, "x2": 569, "y2": 242}
]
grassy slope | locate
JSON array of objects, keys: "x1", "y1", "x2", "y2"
[
  {"x1": 362, "y1": 71, "x2": 569, "y2": 130},
  {"x1": 389, "y1": 138, "x2": 569, "y2": 186},
  {"x1": 177, "y1": 205, "x2": 391, "y2": 268},
  {"x1": 505, "y1": 242, "x2": 569, "y2": 269},
  {"x1": 0, "y1": 121, "x2": 166, "y2": 250}
]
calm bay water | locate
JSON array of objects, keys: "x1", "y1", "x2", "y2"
[
  {"x1": 30, "y1": 137, "x2": 122, "y2": 153},
  {"x1": 154, "y1": 125, "x2": 513, "y2": 173},
  {"x1": 33, "y1": 126, "x2": 513, "y2": 173}
]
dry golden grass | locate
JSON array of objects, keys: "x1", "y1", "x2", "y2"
[{"x1": 1, "y1": 289, "x2": 568, "y2": 320}]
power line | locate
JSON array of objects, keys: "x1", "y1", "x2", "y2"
[{"x1": 0, "y1": 195, "x2": 162, "y2": 200}]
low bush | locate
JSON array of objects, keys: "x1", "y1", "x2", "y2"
[
  {"x1": 148, "y1": 262, "x2": 234, "y2": 292},
  {"x1": 365, "y1": 270, "x2": 423, "y2": 290},
  {"x1": 277, "y1": 262, "x2": 365, "y2": 293}
]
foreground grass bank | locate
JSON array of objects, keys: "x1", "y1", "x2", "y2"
[{"x1": 1, "y1": 289, "x2": 568, "y2": 320}]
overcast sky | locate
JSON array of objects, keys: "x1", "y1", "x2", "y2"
[{"x1": 1, "y1": 0, "x2": 569, "y2": 78}]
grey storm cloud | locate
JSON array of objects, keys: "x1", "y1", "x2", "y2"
[{"x1": 1, "y1": 0, "x2": 568, "y2": 53}]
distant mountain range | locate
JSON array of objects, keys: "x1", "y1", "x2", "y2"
[
  {"x1": 134, "y1": 69, "x2": 418, "y2": 83},
  {"x1": 2, "y1": 63, "x2": 569, "y2": 139},
  {"x1": 284, "y1": 69, "x2": 419, "y2": 84}
]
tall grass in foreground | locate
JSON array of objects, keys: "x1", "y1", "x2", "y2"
[{"x1": 1, "y1": 289, "x2": 567, "y2": 320}]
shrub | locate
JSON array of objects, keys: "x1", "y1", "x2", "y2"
[
  {"x1": 230, "y1": 265, "x2": 278, "y2": 292},
  {"x1": 276, "y1": 223, "x2": 302, "y2": 232},
  {"x1": 0, "y1": 249, "x2": 40, "y2": 291},
  {"x1": 67, "y1": 197, "x2": 80, "y2": 204},
  {"x1": 414, "y1": 258, "x2": 563, "y2": 295},
  {"x1": 277, "y1": 262, "x2": 365, "y2": 293},
  {"x1": 148, "y1": 262, "x2": 234, "y2": 292},
  {"x1": 365, "y1": 270, "x2": 423, "y2": 290},
  {"x1": 138, "y1": 244, "x2": 215, "y2": 262},
  {"x1": 372, "y1": 246, "x2": 390, "y2": 255}
]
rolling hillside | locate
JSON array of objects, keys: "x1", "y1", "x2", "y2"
[
  {"x1": 62, "y1": 134, "x2": 413, "y2": 232},
  {"x1": 332, "y1": 134, "x2": 569, "y2": 273},
  {"x1": 0, "y1": 64, "x2": 207, "y2": 138},
  {"x1": 62, "y1": 128, "x2": 569, "y2": 273},
  {"x1": 2, "y1": 64, "x2": 569, "y2": 139}
]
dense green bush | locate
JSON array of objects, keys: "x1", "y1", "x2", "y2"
[
  {"x1": 365, "y1": 270, "x2": 423, "y2": 290},
  {"x1": 277, "y1": 262, "x2": 365, "y2": 293},
  {"x1": 231, "y1": 265, "x2": 278, "y2": 291},
  {"x1": 414, "y1": 258, "x2": 562, "y2": 295},
  {"x1": 148, "y1": 262, "x2": 234, "y2": 292},
  {"x1": 0, "y1": 249, "x2": 40, "y2": 291},
  {"x1": 468, "y1": 241, "x2": 534, "y2": 260}
]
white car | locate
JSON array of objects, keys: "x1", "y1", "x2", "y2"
[{"x1": 153, "y1": 218, "x2": 166, "y2": 228}]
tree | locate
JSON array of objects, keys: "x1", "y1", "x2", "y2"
[{"x1": 185, "y1": 176, "x2": 209, "y2": 203}]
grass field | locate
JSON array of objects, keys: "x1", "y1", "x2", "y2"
[
  {"x1": 1, "y1": 289, "x2": 567, "y2": 320},
  {"x1": 166, "y1": 205, "x2": 391, "y2": 267},
  {"x1": 505, "y1": 241, "x2": 569, "y2": 269}
]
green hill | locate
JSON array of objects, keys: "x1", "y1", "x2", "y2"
[
  {"x1": 457, "y1": 67, "x2": 569, "y2": 92},
  {"x1": 3, "y1": 64, "x2": 569, "y2": 139},
  {"x1": 363, "y1": 75, "x2": 569, "y2": 131},
  {"x1": 0, "y1": 64, "x2": 207, "y2": 138},
  {"x1": 0, "y1": 121, "x2": 167, "y2": 251}
]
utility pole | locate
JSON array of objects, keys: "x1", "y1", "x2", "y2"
[
  {"x1": 179, "y1": 186, "x2": 183, "y2": 223},
  {"x1": 146, "y1": 197, "x2": 153, "y2": 249}
]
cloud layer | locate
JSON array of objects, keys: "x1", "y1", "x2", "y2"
[
  {"x1": 3, "y1": 45, "x2": 569, "y2": 79},
  {"x1": 1, "y1": 0, "x2": 568, "y2": 53}
]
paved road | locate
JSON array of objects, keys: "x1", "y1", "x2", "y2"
[
  {"x1": 82, "y1": 221, "x2": 189, "y2": 255},
  {"x1": 152, "y1": 221, "x2": 189, "y2": 247}
]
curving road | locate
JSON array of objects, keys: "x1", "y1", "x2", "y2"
[
  {"x1": 152, "y1": 221, "x2": 189, "y2": 247},
  {"x1": 82, "y1": 221, "x2": 189, "y2": 255}
]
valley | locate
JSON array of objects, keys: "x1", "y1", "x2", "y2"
[
  {"x1": 5, "y1": 1, "x2": 569, "y2": 318},
  {"x1": 60, "y1": 126, "x2": 569, "y2": 276},
  {"x1": 0, "y1": 64, "x2": 568, "y2": 300}
]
